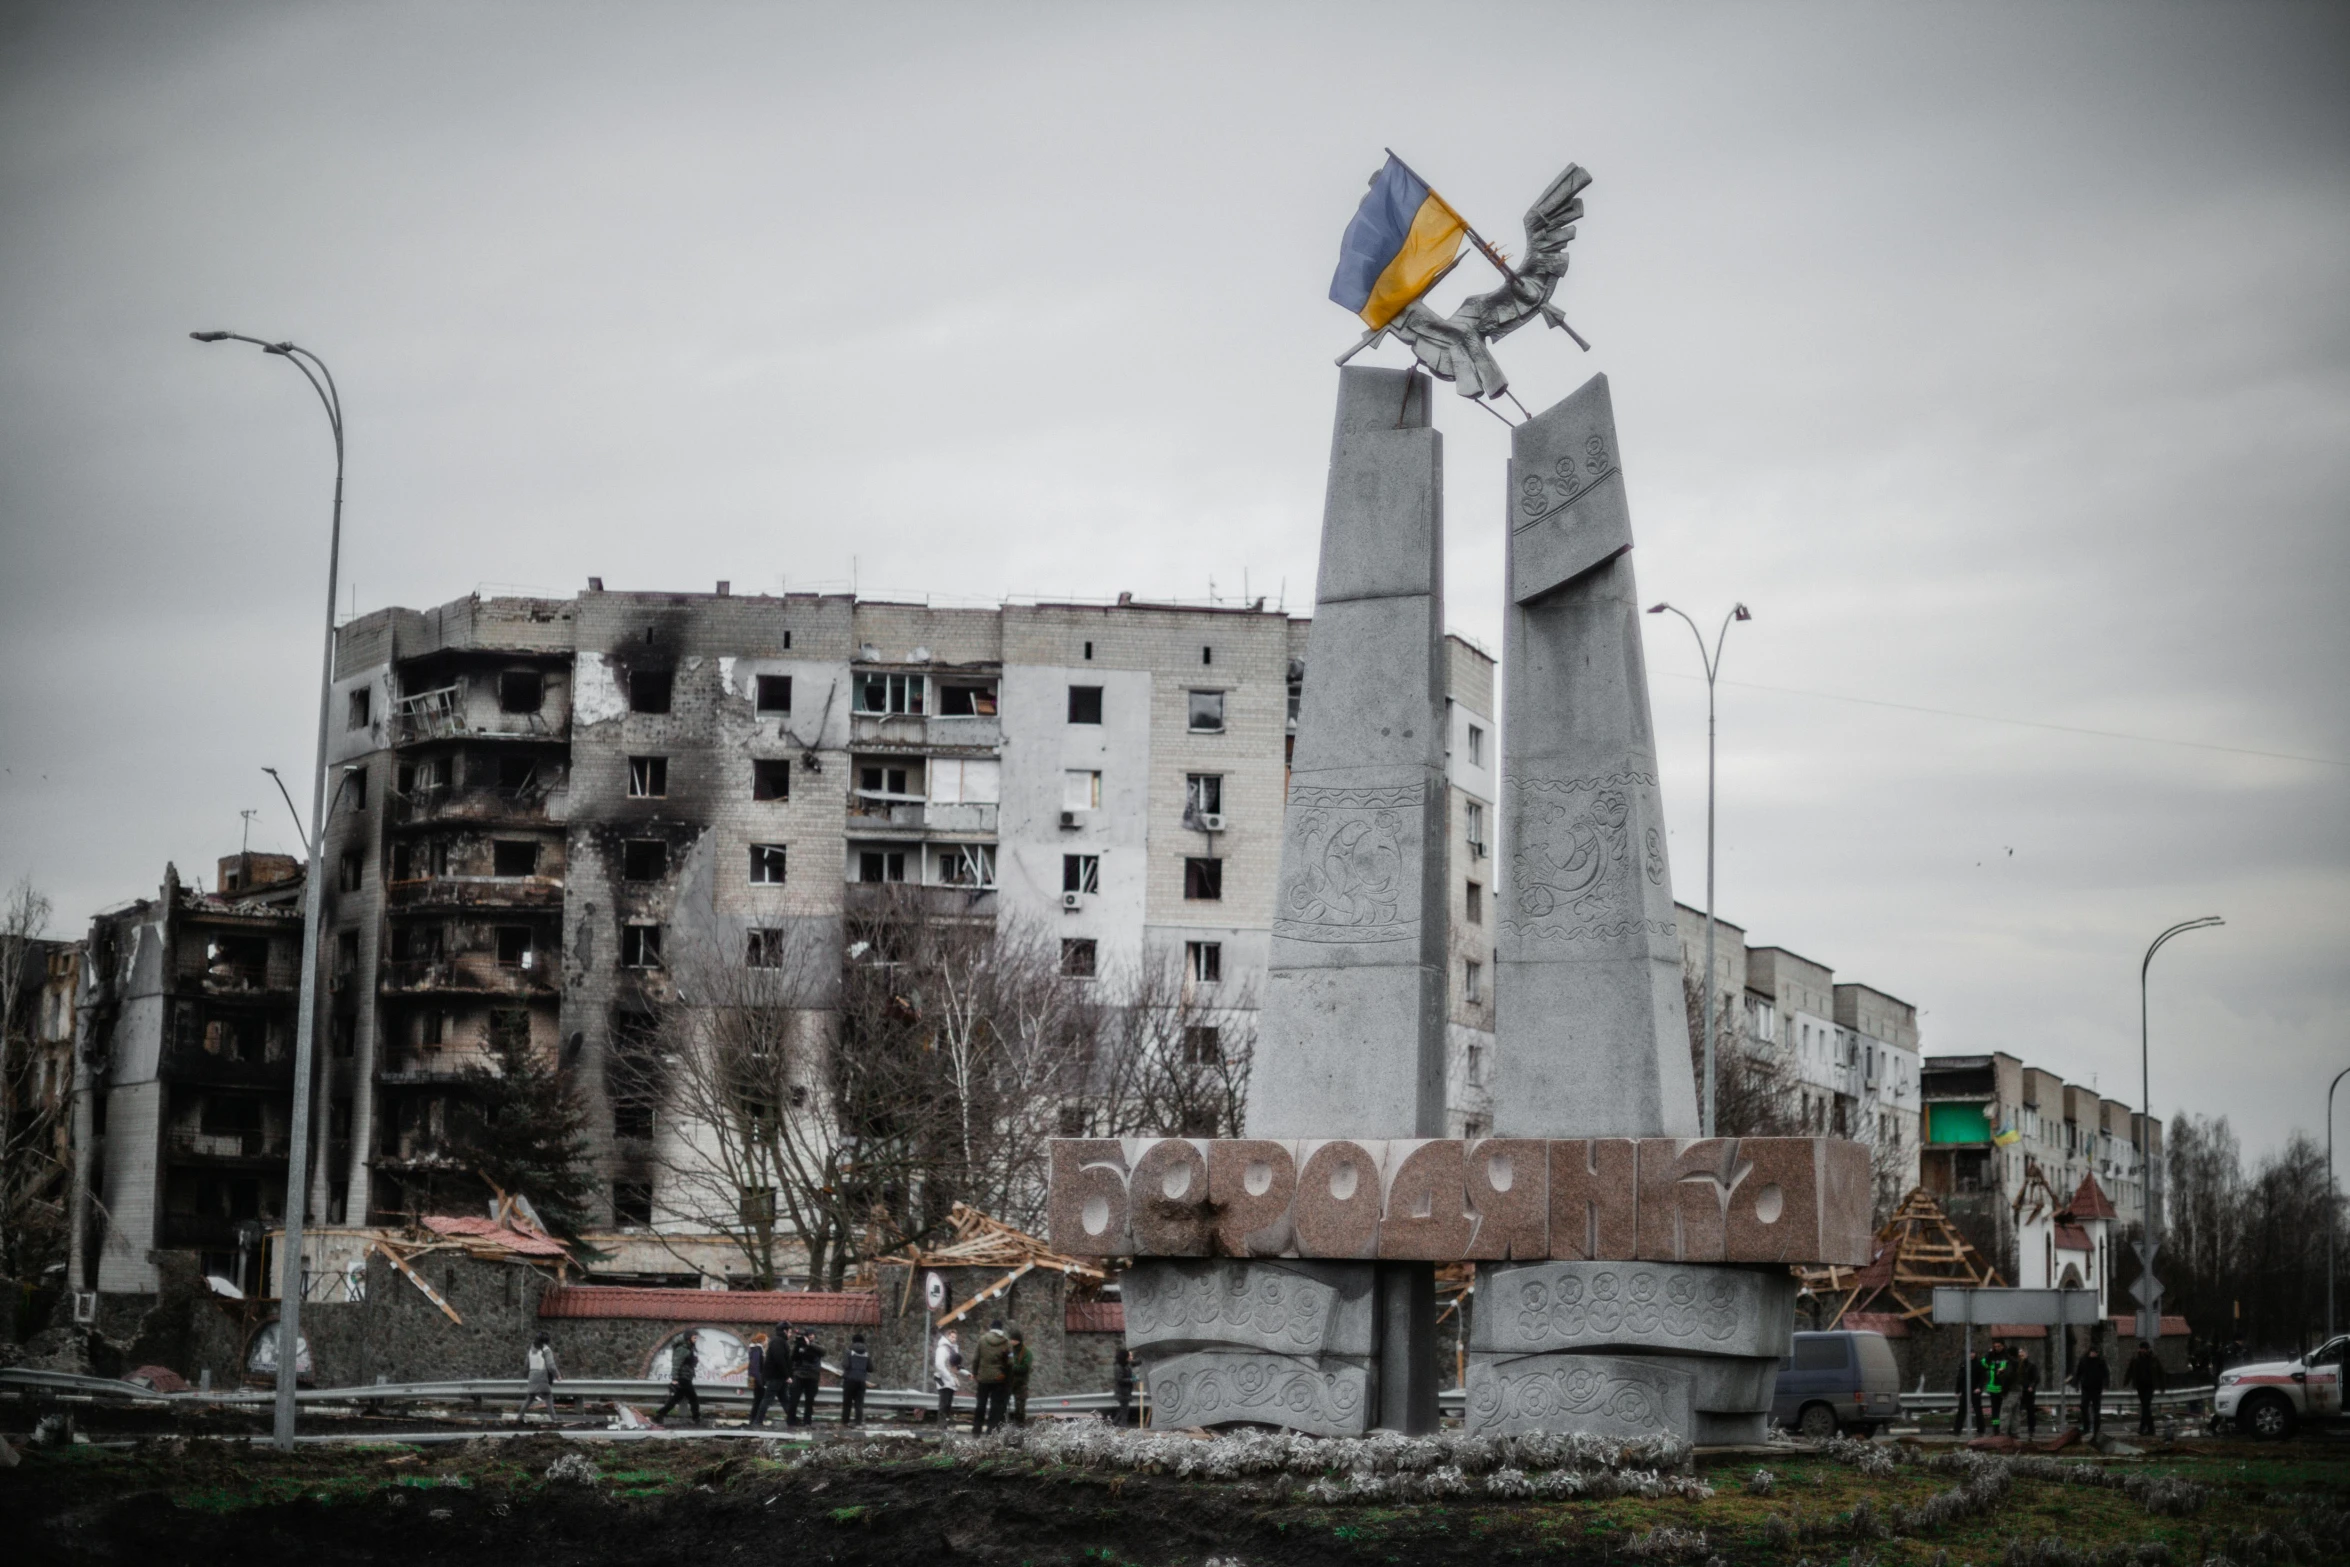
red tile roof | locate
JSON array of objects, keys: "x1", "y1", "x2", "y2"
[
  {"x1": 422, "y1": 1215, "x2": 570, "y2": 1258},
  {"x1": 2053, "y1": 1223, "x2": 2094, "y2": 1252},
  {"x1": 1066, "y1": 1300, "x2": 1124, "y2": 1333},
  {"x1": 2068, "y1": 1176, "x2": 2118, "y2": 1221},
  {"x1": 2109, "y1": 1314, "x2": 2189, "y2": 1339},
  {"x1": 539, "y1": 1286, "x2": 881, "y2": 1324}
]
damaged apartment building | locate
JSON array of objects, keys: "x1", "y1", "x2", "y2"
[{"x1": 72, "y1": 586, "x2": 1499, "y2": 1291}]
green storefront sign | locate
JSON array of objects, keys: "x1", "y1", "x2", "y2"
[{"x1": 1928, "y1": 1103, "x2": 1992, "y2": 1145}]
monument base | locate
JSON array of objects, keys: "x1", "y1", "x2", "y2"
[
  {"x1": 1121, "y1": 1257, "x2": 1436, "y2": 1436},
  {"x1": 1465, "y1": 1260, "x2": 1795, "y2": 1443}
]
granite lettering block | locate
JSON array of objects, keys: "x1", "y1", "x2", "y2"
[
  {"x1": 1377, "y1": 1139, "x2": 1475, "y2": 1260},
  {"x1": 1549, "y1": 1138, "x2": 1639, "y2": 1260},
  {"x1": 1129, "y1": 1137, "x2": 1211, "y2": 1256},
  {"x1": 1293, "y1": 1139, "x2": 1382, "y2": 1258},
  {"x1": 1464, "y1": 1138, "x2": 1549, "y2": 1260},
  {"x1": 1637, "y1": 1138, "x2": 1737, "y2": 1262},
  {"x1": 1047, "y1": 1139, "x2": 1132, "y2": 1256},
  {"x1": 1723, "y1": 1135, "x2": 1823, "y2": 1263},
  {"x1": 1208, "y1": 1139, "x2": 1298, "y2": 1257}
]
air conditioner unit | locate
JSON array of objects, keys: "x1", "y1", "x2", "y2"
[
  {"x1": 1199, "y1": 813, "x2": 1227, "y2": 832},
  {"x1": 1059, "y1": 810, "x2": 1079, "y2": 829},
  {"x1": 1060, "y1": 891, "x2": 1084, "y2": 912},
  {"x1": 1468, "y1": 840, "x2": 1488, "y2": 859}
]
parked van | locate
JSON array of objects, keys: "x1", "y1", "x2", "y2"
[{"x1": 1772, "y1": 1330, "x2": 1903, "y2": 1437}]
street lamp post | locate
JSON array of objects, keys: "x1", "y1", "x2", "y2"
[
  {"x1": 2329, "y1": 1067, "x2": 2350, "y2": 1341},
  {"x1": 190, "y1": 331, "x2": 345, "y2": 1452},
  {"x1": 2137, "y1": 915, "x2": 2222, "y2": 1346},
  {"x1": 1645, "y1": 601, "x2": 1752, "y2": 1137}
]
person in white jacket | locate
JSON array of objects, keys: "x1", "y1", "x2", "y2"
[
  {"x1": 933, "y1": 1328, "x2": 964, "y2": 1425},
  {"x1": 521, "y1": 1332, "x2": 558, "y2": 1422}
]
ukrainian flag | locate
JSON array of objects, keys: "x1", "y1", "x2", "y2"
[{"x1": 1329, "y1": 155, "x2": 1467, "y2": 332}]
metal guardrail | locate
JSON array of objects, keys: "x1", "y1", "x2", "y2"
[{"x1": 1896, "y1": 1386, "x2": 2213, "y2": 1418}]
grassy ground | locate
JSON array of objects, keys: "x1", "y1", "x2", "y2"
[{"x1": 4, "y1": 1427, "x2": 2346, "y2": 1565}]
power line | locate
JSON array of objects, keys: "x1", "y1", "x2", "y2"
[{"x1": 1654, "y1": 671, "x2": 2350, "y2": 769}]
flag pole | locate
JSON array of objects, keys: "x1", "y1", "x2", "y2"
[{"x1": 1384, "y1": 148, "x2": 1518, "y2": 285}]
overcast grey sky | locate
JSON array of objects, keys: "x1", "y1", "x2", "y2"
[{"x1": 3, "y1": 2, "x2": 2344, "y2": 1159}]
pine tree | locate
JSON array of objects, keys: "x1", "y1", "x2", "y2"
[{"x1": 455, "y1": 1009, "x2": 599, "y2": 1245}]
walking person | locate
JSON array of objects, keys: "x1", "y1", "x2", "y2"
[
  {"x1": 1007, "y1": 1328, "x2": 1033, "y2": 1426},
  {"x1": 2127, "y1": 1341, "x2": 2162, "y2": 1435},
  {"x1": 791, "y1": 1330, "x2": 824, "y2": 1426},
  {"x1": 2013, "y1": 1347, "x2": 2041, "y2": 1439},
  {"x1": 654, "y1": 1333, "x2": 702, "y2": 1427},
  {"x1": 972, "y1": 1319, "x2": 1012, "y2": 1435},
  {"x1": 746, "y1": 1334, "x2": 775, "y2": 1428},
  {"x1": 764, "y1": 1323, "x2": 794, "y2": 1427},
  {"x1": 840, "y1": 1333, "x2": 871, "y2": 1426},
  {"x1": 2073, "y1": 1342, "x2": 2110, "y2": 1439},
  {"x1": 1112, "y1": 1346, "x2": 1137, "y2": 1428},
  {"x1": 934, "y1": 1327, "x2": 964, "y2": 1426},
  {"x1": 520, "y1": 1331, "x2": 559, "y2": 1423}
]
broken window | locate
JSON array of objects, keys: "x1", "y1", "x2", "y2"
[
  {"x1": 1183, "y1": 1025, "x2": 1222, "y2": 1065},
  {"x1": 1465, "y1": 881, "x2": 1483, "y2": 925},
  {"x1": 1187, "y1": 689, "x2": 1225, "y2": 733},
  {"x1": 493, "y1": 840, "x2": 539, "y2": 878},
  {"x1": 1201, "y1": 645, "x2": 1213, "y2": 666},
  {"x1": 853, "y1": 672, "x2": 924, "y2": 715},
  {"x1": 1066, "y1": 685, "x2": 1103, "y2": 724},
  {"x1": 936, "y1": 844, "x2": 995, "y2": 888},
  {"x1": 390, "y1": 842, "x2": 414, "y2": 882},
  {"x1": 331, "y1": 1011, "x2": 355, "y2": 1059},
  {"x1": 620, "y1": 924, "x2": 664, "y2": 968},
  {"x1": 347, "y1": 687, "x2": 372, "y2": 730},
  {"x1": 497, "y1": 753, "x2": 539, "y2": 792},
  {"x1": 1185, "y1": 773, "x2": 1223, "y2": 820},
  {"x1": 858, "y1": 763, "x2": 913, "y2": 798},
  {"x1": 334, "y1": 929, "x2": 359, "y2": 975},
  {"x1": 495, "y1": 926, "x2": 535, "y2": 969},
  {"x1": 928, "y1": 757, "x2": 1000, "y2": 804},
  {"x1": 1464, "y1": 800, "x2": 1486, "y2": 857},
  {"x1": 628, "y1": 668, "x2": 673, "y2": 714},
  {"x1": 344, "y1": 769, "x2": 368, "y2": 811},
  {"x1": 612, "y1": 1181, "x2": 654, "y2": 1226},
  {"x1": 748, "y1": 843, "x2": 787, "y2": 884},
  {"x1": 937, "y1": 682, "x2": 998, "y2": 717},
  {"x1": 621, "y1": 839, "x2": 667, "y2": 880},
  {"x1": 1464, "y1": 959, "x2": 1484, "y2": 1004},
  {"x1": 857, "y1": 850, "x2": 906, "y2": 883},
  {"x1": 1186, "y1": 941, "x2": 1221, "y2": 984},
  {"x1": 418, "y1": 1009, "x2": 446, "y2": 1046},
  {"x1": 627, "y1": 756, "x2": 668, "y2": 797},
  {"x1": 745, "y1": 926, "x2": 787, "y2": 967},
  {"x1": 1082, "y1": 641, "x2": 1094, "y2": 662},
  {"x1": 1060, "y1": 938, "x2": 1097, "y2": 978},
  {"x1": 756, "y1": 674, "x2": 793, "y2": 714},
  {"x1": 338, "y1": 850, "x2": 364, "y2": 891},
  {"x1": 1062, "y1": 854, "x2": 1099, "y2": 895},
  {"x1": 391, "y1": 924, "x2": 441, "y2": 962},
  {"x1": 1063, "y1": 770, "x2": 1101, "y2": 812},
  {"x1": 498, "y1": 669, "x2": 544, "y2": 714},
  {"x1": 753, "y1": 758, "x2": 791, "y2": 801},
  {"x1": 1183, "y1": 856, "x2": 1223, "y2": 901}
]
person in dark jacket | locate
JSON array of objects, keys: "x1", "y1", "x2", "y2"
[
  {"x1": 840, "y1": 1333, "x2": 871, "y2": 1425},
  {"x1": 791, "y1": 1331, "x2": 824, "y2": 1426},
  {"x1": 2072, "y1": 1343, "x2": 2110, "y2": 1438},
  {"x1": 1953, "y1": 1353, "x2": 1983, "y2": 1434},
  {"x1": 1007, "y1": 1328, "x2": 1034, "y2": 1426},
  {"x1": 2127, "y1": 1341, "x2": 2162, "y2": 1434},
  {"x1": 746, "y1": 1333, "x2": 775, "y2": 1428},
  {"x1": 971, "y1": 1319, "x2": 1012, "y2": 1435},
  {"x1": 2013, "y1": 1348, "x2": 2041, "y2": 1437},
  {"x1": 763, "y1": 1323, "x2": 794, "y2": 1425},
  {"x1": 654, "y1": 1333, "x2": 701, "y2": 1427},
  {"x1": 1112, "y1": 1346, "x2": 1137, "y2": 1427},
  {"x1": 1981, "y1": 1339, "x2": 2012, "y2": 1433}
]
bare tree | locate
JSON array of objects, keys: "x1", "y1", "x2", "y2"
[
  {"x1": 0, "y1": 876, "x2": 61, "y2": 1281},
  {"x1": 1089, "y1": 947, "x2": 1256, "y2": 1140},
  {"x1": 1684, "y1": 971, "x2": 1802, "y2": 1139}
]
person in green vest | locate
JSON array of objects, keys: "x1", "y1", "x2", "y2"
[
  {"x1": 1007, "y1": 1327, "x2": 1035, "y2": 1426},
  {"x1": 1982, "y1": 1339, "x2": 2013, "y2": 1433}
]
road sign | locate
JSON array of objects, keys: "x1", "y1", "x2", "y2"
[
  {"x1": 2130, "y1": 1273, "x2": 2164, "y2": 1309},
  {"x1": 1930, "y1": 1287, "x2": 2103, "y2": 1326}
]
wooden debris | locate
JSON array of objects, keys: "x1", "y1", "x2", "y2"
[{"x1": 1797, "y1": 1186, "x2": 2004, "y2": 1327}]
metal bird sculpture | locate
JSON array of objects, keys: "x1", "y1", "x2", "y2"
[{"x1": 1387, "y1": 163, "x2": 1592, "y2": 400}]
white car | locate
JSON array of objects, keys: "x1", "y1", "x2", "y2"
[{"x1": 2213, "y1": 1335, "x2": 2347, "y2": 1438}]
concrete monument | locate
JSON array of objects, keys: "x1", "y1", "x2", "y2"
[{"x1": 1045, "y1": 156, "x2": 1873, "y2": 1443}]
